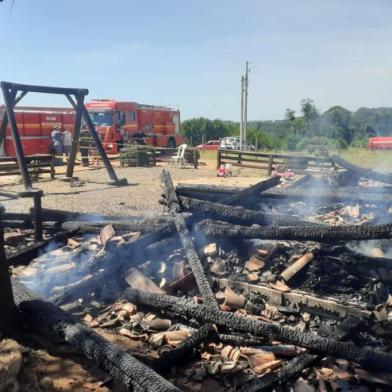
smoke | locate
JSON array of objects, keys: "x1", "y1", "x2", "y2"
[
  {"x1": 348, "y1": 239, "x2": 392, "y2": 259},
  {"x1": 16, "y1": 236, "x2": 98, "y2": 299}
]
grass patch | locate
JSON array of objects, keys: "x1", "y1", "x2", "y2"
[{"x1": 340, "y1": 148, "x2": 392, "y2": 171}]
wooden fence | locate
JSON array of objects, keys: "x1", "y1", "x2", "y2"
[
  {"x1": 119, "y1": 146, "x2": 199, "y2": 168},
  {"x1": 0, "y1": 154, "x2": 55, "y2": 179},
  {"x1": 217, "y1": 149, "x2": 334, "y2": 176}
]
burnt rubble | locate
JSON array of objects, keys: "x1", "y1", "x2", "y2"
[
  {"x1": 4, "y1": 166, "x2": 392, "y2": 391},
  {"x1": 12, "y1": 280, "x2": 180, "y2": 392}
]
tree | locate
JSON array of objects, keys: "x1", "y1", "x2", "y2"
[
  {"x1": 181, "y1": 118, "x2": 233, "y2": 145},
  {"x1": 300, "y1": 98, "x2": 319, "y2": 121},
  {"x1": 285, "y1": 108, "x2": 296, "y2": 121},
  {"x1": 323, "y1": 105, "x2": 354, "y2": 145}
]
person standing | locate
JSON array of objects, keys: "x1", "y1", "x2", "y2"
[
  {"x1": 62, "y1": 129, "x2": 72, "y2": 159},
  {"x1": 51, "y1": 126, "x2": 63, "y2": 166}
]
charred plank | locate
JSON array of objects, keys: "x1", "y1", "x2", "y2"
[
  {"x1": 239, "y1": 353, "x2": 318, "y2": 392},
  {"x1": 179, "y1": 196, "x2": 317, "y2": 227},
  {"x1": 35, "y1": 208, "x2": 158, "y2": 225},
  {"x1": 196, "y1": 220, "x2": 392, "y2": 242},
  {"x1": 260, "y1": 187, "x2": 392, "y2": 203},
  {"x1": 160, "y1": 169, "x2": 217, "y2": 308},
  {"x1": 219, "y1": 176, "x2": 281, "y2": 206},
  {"x1": 61, "y1": 220, "x2": 173, "y2": 234},
  {"x1": 176, "y1": 183, "x2": 243, "y2": 195}
]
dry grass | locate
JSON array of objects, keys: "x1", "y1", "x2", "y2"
[{"x1": 341, "y1": 148, "x2": 392, "y2": 171}]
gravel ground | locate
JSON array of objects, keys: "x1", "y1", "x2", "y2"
[{"x1": 0, "y1": 163, "x2": 263, "y2": 217}]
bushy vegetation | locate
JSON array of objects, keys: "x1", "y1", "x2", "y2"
[
  {"x1": 181, "y1": 118, "x2": 237, "y2": 146},
  {"x1": 182, "y1": 99, "x2": 392, "y2": 152}
]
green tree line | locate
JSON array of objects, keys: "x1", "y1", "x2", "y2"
[{"x1": 182, "y1": 99, "x2": 392, "y2": 151}]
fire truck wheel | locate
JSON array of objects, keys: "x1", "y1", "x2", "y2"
[{"x1": 167, "y1": 138, "x2": 176, "y2": 148}]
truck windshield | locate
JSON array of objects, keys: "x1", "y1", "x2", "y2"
[{"x1": 89, "y1": 111, "x2": 113, "y2": 126}]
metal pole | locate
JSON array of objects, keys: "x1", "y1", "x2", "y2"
[
  {"x1": 240, "y1": 76, "x2": 244, "y2": 151},
  {"x1": 244, "y1": 61, "x2": 249, "y2": 148},
  {"x1": 80, "y1": 105, "x2": 127, "y2": 186},
  {"x1": 0, "y1": 204, "x2": 15, "y2": 324},
  {"x1": 65, "y1": 94, "x2": 84, "y2": 179},
  {"x1": 1, "y1": 87, "x2": 33, "y2": 191}
]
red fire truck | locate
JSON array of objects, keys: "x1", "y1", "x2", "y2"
[
  {"x1": 85, "y1": 99, "x2": 184, "y2": 153},
  {"x1": 0, "y1": 99, "x2": 183, "y2": 156},
  {"x1": 368, "y1": 136, "x2": 392, "y2": 150},
  {"x1": 0, "y1": 106, "x2": 74, "y2": 157}
]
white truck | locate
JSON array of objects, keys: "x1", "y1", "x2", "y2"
[{"x1": 220, "y1": 136, "x2": 255, "y2": 151}]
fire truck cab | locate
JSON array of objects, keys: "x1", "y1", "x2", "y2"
[{"x1": 85, "y1": 99, "x2": 183, "y2": 154}]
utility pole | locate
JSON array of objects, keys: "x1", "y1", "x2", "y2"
[
  {"x1": 243, "y1": 61, "x2": 250, "y2": 147},
  {"x1": 240, "y1": 76, "x2": 244, "y2": 151}
]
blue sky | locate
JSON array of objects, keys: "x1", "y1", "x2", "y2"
[{"x1": 1, "y1": 0, "x2": 392, "y2": 120}]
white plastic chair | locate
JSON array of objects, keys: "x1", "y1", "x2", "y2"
[{"x1": 171, "y1": 144, "x2": 187, "y2": 167}]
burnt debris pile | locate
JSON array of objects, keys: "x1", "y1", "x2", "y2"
[{"x1": 7, "y1": 160, "x2": 392, "y2": 391}]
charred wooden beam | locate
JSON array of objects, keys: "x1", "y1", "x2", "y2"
[
  {"x1": 179, "y1": 196, "x2": 317, "y2": 227},
  {"x1": 61, "y1": 220, "x2": 173, "y2": 234},
  {"x1": 153, "y1": 324, "x2": 217, "y2": 374},
  {"x1": 176, "y1": 190, "x2": 262, "y2": 207},
  {"x1": 160, "y1": 169, "x2": 217, "y2": 308},
  {"x1": 196, "y1": 220, "x2": 392, "y2": 242},
  {"x1": 123, "y1": 288, "x2": 392, "y2": 372},
  {"x1": 219, "y1": 176, "x2": 281, "y2": 206},
  {"x1": 0, "y1": 205, "x2": 16, "y2": 326},
  {"x1": 177, "y1": 182, "x2": 392, "y2": 204},
  {"x1": 216, "y1": 278, "x2": 371, "y2": 319},
  {"x1": 2, "y1": 212, "x2": 32, "y2": 222},
  {"x1": 177, "y1": 183, "x2": 243, "y2": 195},
  {"x1": 260, "y1": 187, "x2": 392, "y2": 204},
  {"x1": 2, "y1": 219, "x2": 33, "y2": 229},
  {"x1": 35, "y1": 208, "x2": 155, "y2": 225},
  {"x1": 176, "y1": 178, "x2": 281, "y2": 206},
  {"x1": 239, "y1": 353, "x2": 318, "y2": 392},
  {"x1": 332, "y1": 155, "x2": 392, "y2": 184},
  {"x1": 12, "y1": 280, "x2": 180, "y2": 392}
]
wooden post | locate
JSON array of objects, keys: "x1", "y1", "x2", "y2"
[
  {"x1": 193, "y1": 149, "x2": 198, "y2": 169},
  {"x1": 217, "y1": 149, "x2": 221, "y2": 169},
  {"x1": 33, "y1": 190, "x2": 43, "y2": 242},
  {"x1": 0, "y1": 205, "x2": 15, "y2": 325},
  {"x1": 268, "y1": 154, "x2": 273, "y2": 176},
  {"x1": 50, "y1": 154, "x2": 55, "y2": 179}
]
